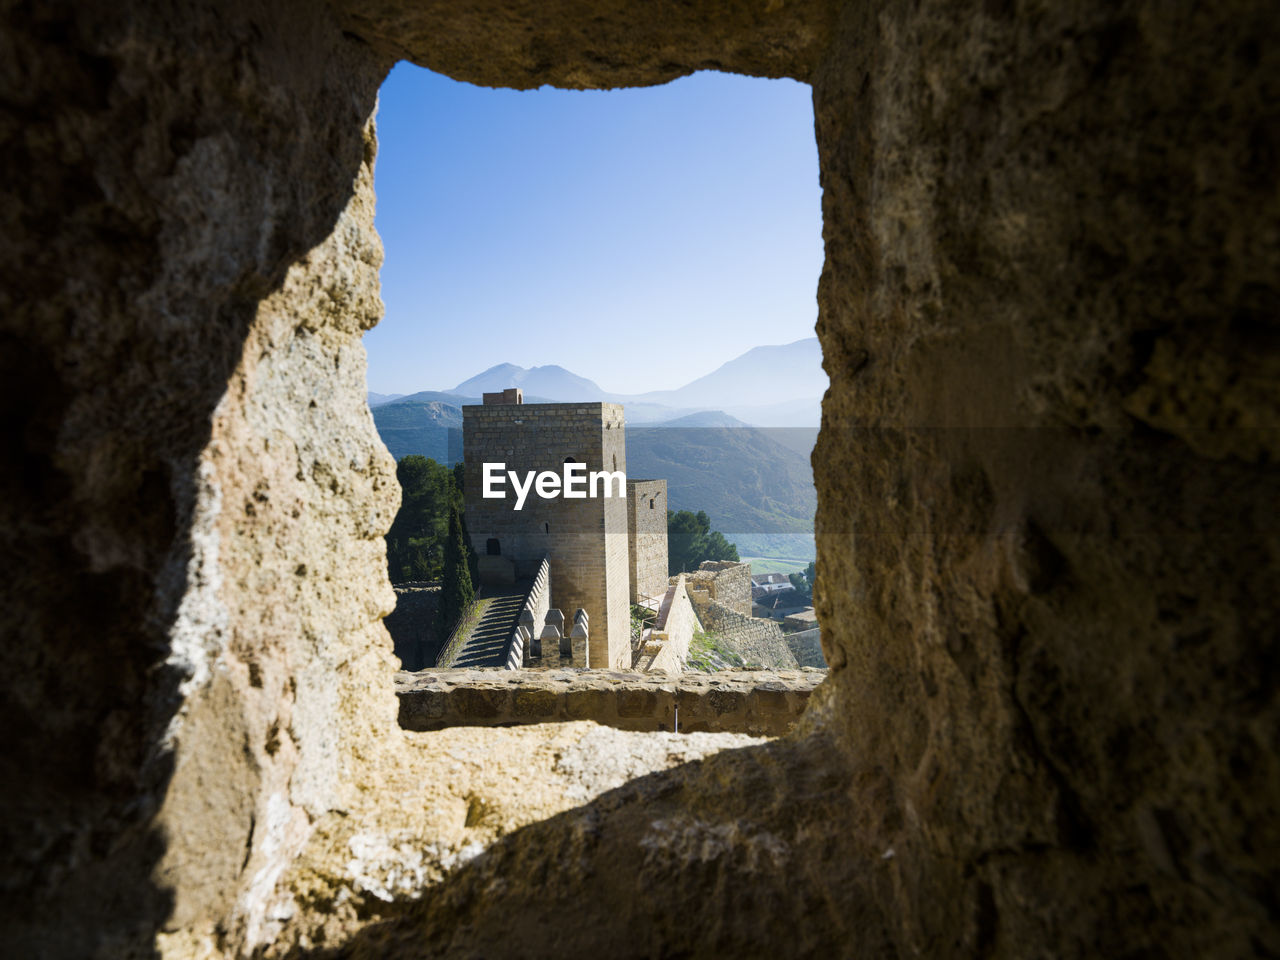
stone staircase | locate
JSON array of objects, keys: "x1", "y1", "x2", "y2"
[{"x1": 449, "y1": 583, "x2": 529, "y2": 668}]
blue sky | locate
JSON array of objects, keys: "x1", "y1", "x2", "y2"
[{"x1": 365, "y1": 63, "x2": 823, "y2": 396}]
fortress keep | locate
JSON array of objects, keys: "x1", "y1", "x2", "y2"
[{"x1": 461, "y1": 392, "x2": 667, "y2": 669}]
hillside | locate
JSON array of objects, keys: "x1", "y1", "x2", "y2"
[
  {"x1": 631, "y1": 338, "x2": 822, "y2": 409},
  {"x1": 648, "y1": 410, "x2": 750, "y2": 428},
  {"x1": 372, "y1": 399, "x2": 462, "y2": 463},
  {"x1": 626, "y1": 424, "x2": 815, "y2": 541}
]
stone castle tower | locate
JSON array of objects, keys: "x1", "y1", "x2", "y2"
[{"x1": 462, "y1": 390, "x2": 664, "y2": 669}]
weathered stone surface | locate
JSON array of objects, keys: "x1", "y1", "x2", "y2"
[
  {"x1": 3, "y1": 0, "x2": 1277, "y2": 957},
  {"x1": 261, "y1": 723, "x2": 770, "y2": 955},
  {"x1": 334, "y1": 0, "x2": 835, "y2": 90}
]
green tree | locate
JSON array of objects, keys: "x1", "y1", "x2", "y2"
[
  {"x1": 667, "y1": 509, "x2": 740, "y2": 575},
  {"x1": 435, "y1": 499, "x2": 476, "y2": 639},
  {"x1": 385, "y1": 455, "x2": 453, "y2": 583},
  {"x1": 452, "y1": 461, "x2": 479, "y2": 584},
  {"x1": 788, "y1": 560, "x2": 817, "y2": 601}
]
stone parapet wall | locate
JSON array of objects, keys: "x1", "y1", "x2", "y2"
[
  {"x1": 646, "y1": 575, "x2": 697, "y2": 674},
  {"x1": 396, "y1": 668, "x2": 824, "y2": 736}
]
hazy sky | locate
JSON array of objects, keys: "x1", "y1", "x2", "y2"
[{"x1": 365, "y1": 63, "x2": 823, "y2": 396}]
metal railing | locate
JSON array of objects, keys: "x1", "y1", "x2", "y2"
[
  {"x1": 631, "y1": 591, "x2": 663, "y2": 665},
  {"x1": 433, "y1": 588, "x2": 486, "y2": 668}
]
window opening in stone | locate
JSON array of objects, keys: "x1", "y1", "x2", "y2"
[{"x1": 369, "y1": 64, "x2": 829, "y2": 724}]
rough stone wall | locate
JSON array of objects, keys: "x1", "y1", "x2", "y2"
[
  {"x1": 0, "y1": 3, "x2": 395, "y2": 955},
  {"x1": 462, "y1": 402, "x2": 630, "y2": 667},
  {"x1": 6, "y1": 0, "x2": 1277, "y2": 957},
  {"x1": 396, "y1": 668, "x2": 820, "y2": 736},
  {"x1": 689, "y1": 625, "x2": 802, "y2": 673},
  {"x1": 808, "y1": 0, "x2": 1280, "y2": 955},
  {"x1": 626, "y1": 478, "x2": 668, "y2": 602}
]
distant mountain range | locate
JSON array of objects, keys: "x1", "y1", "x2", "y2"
[
  {"x1": 628, "y1": 338, "x2": 823, "y2": 411},
  {"x1": 370, "y1": 337, "x2": 824, "y2": 426},
  {"x1": 368, "y1": 338, "x2": 823, "y2": 559},
  {"x1": 453, "y1": 363, "x2": 607, "y2": 401}
]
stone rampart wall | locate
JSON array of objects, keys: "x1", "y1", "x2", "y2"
[
  {"x1": 693, "y1": 597, "x2": 787, "y2": 649},
  {"x1": 396, "y1": 669, "x2": 823, "y2": 737},
  {"x1": 785, "y1": 628, "x2": 826, "y2": 669},
  {"x1": 684, "y1": 561, "x2": 753, "y2": 617}
]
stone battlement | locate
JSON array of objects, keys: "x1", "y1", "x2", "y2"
[{"x1": 396, "y1": 668, "x2": 824, "y2": 736}]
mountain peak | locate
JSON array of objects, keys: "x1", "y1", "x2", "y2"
[{"x1": 453, "y1": 362, "x2": 607, "y2": 401}]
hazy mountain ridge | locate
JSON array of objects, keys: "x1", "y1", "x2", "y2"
[
  {"x1": 628, "y1": 338, "x2": 822, "y2": 409},
  {"x1": 373, "y1": 337, "x2": 824, "y2": 428},
  {"x1": 454, "y1": 363, "x2": 607, "y2": 401}
]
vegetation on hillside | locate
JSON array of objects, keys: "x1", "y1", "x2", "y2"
[
  {"x1": 629, "y1": 425, "x2": 815, "y2": 540},
  {"x1": 668, "y1": 509, "x2": 739, "y2": 575},
  {"x1": 731, "y1": 533, "x2": 815, "y2": 562},
  {"x1": 685, "y1": 630, "x2": 758, "y2": 672},
  {"x1": 739, "y1": 556, "x2": 808, "y2": 576},
  {"x1": 372, "y1": 398, "x2": 462, "y2": 462}
]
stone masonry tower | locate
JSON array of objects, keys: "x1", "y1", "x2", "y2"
[
  {"x1": 626, "y1": 478, "x2": 668, "y2": 604},
  {"x1": 462, "y1": 395, "x2": 631, "y2": 669}
]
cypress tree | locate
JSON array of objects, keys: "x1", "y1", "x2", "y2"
[
  {"x1": 452, "y1": 462, "x2": 480, "y2": 585},
  {"x1": 436, "y1": 499, "x2": 476, "y2": 640}
]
